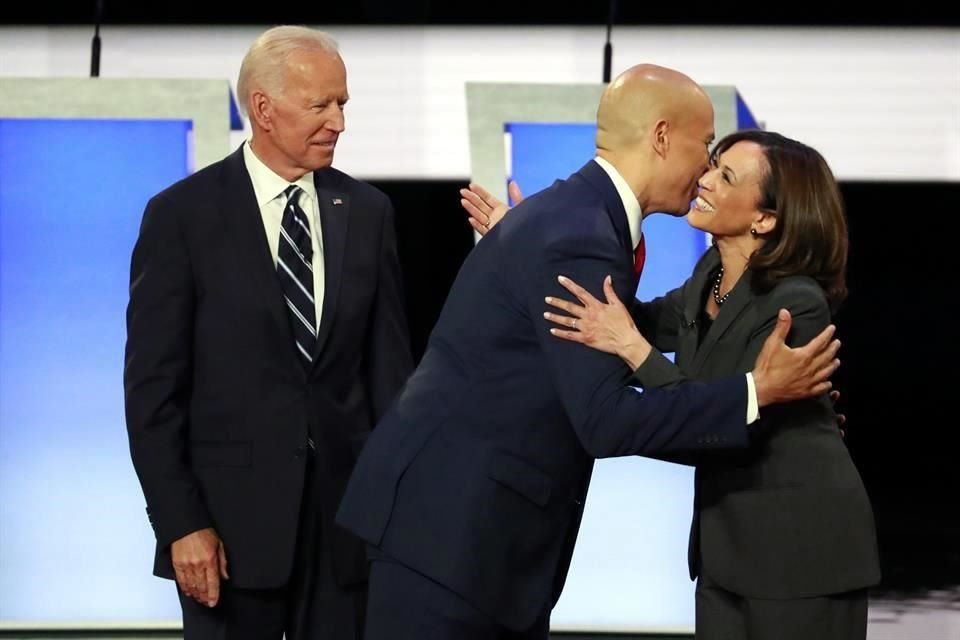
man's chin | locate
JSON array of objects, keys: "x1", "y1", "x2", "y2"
[{"x1": 306, "y1": 152, "x2": 335, "y2": 171}]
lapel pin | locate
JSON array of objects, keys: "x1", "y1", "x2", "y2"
[{"x1": 331, "y1": 197, "x2": 343, "y2": 205}]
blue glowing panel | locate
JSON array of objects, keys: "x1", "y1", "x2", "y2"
[
  {"x1": 737, "y1": 93, "x2": 759, "y2": 130},
  {"x1": 507, "y1": 122, "x2": 707, "y2": 303},
  {"x1": 507, "y1": 121, "x2": 703, "y2": 631},
  {"x1": 0, "y1": 118, "x2": 190, "y2": 622}
]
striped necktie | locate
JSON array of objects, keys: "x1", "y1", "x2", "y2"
[{"x1": 277, "y1": 185, "x2": 316, "y2": 367}]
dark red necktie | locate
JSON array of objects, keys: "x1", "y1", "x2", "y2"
[{"x1": 633, "y1": 234, "x2": 646, "y2": 282}]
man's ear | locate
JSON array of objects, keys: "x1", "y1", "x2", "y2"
[
  {"x1": 249, "y1": 90, "x2": 273, "y2": 132},
  {"x1": 652, "y1": 119, "x2": 670, "y2": 159}
]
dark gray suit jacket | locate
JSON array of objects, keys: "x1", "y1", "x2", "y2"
[{"x1": 631, "y1": 246, "x2": 880, "y2": 599}]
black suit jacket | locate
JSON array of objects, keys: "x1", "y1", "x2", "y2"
[
  {"x1": 631, "y1": 247, "x2": 880, "y2": 599},
  {"x1": 123, "y1": 146, "x2": 413, "y2": 589},
  {"x1": 337, "y1": 161, "x2": 759, "y2": 631}
]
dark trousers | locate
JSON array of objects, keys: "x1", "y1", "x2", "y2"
[
  {"x1": 695, "y1": 571, "x2": 868, "y2": 640},
  {"x1": 363, "y1": 554, "x2": 550, "y2": 640},
  {"x1": 179, "y1": 454, "x2": 366, "y2": 640}
]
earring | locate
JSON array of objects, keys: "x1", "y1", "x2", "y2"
[{"x1": 750, "y1": 228, "x2": 758, "y2": 236}]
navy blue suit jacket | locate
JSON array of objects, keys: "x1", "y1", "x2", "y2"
[
  {"x1": 124, "y1": 146, "x2": 413, "y2": 590},
  {"x1": 336, "y1": 160, "x2": 751, "y2": 629}
]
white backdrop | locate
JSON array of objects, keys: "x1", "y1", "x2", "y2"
[{"x1": 1, "y1": 25, "x2": 957, "y2": 181}]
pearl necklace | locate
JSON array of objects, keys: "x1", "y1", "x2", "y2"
[{"x1": 713, "y1": 267, "x2": 732, "y2": 306}]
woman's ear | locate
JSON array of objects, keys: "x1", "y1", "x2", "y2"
[{"x1": 753, "y1": 209, "x2": 777, "y2": 237}]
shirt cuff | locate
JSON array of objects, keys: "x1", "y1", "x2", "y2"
[{"x1": 745, "y1": 372, "x2": 759, "y2": 424}]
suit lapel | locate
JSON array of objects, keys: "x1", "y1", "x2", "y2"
[
  {"x1": 311, "y1": 170, "x2": 349, "y2": 364},
  {"x1": 676, "y1": 249, "x2": 719, "y2": 372},
  {"x1": 219, "y1": 148, "x2": 297, "y2": 351},
  {"x1": 689, "y1": 264, "x2": 755, "y2": 375}
]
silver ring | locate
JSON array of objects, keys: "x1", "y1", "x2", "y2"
[{"x1": 572, "y1": 318, "x2": 578, "y2": 329}]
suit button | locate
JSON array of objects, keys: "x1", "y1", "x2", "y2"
[{"x1": 293, "y1": 446, "x2": 306, "y2": 459}]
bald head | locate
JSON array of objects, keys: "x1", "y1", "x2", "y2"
[
  {"x1": 596, "y1": 64, "x2": 711, "y2": 153},
  {"x1": 595, "y1": 64, "x2": 716, "y2": 216}
]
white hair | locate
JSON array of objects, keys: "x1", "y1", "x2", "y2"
[{"x1": 236, "y1": 25, "x2": 340, "y2": 118}]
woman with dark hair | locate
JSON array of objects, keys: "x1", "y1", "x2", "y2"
[{"x1": 462, "y1": 130, "x2": 879, "y2": 639}]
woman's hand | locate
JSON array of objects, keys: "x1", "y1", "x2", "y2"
[
  {"x1": 459, "y1": 180, "x2": 524, "y2": 236},
  {"x1": 544, "y1": 275, "x2": 653, "y2": 370}
]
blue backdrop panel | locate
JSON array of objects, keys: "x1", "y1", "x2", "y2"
[
  {"x1": 507, "y1": 122, "x2": 706, "y2": 630},
  {"x1": 0, "y1": 118, "x2": 189, "y2": 622}
]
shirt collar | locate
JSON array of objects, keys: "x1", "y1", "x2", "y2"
[
  {"x1": 593, "y1": 155, "x2": 643, "y2": 250},
  {"x1": 243, "y1": 140, "x2": 317, "y2": 208}
]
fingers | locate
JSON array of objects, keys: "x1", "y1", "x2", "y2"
[
  {"x1": 810, "y1": 380, "x2": 833, "y2": 395},
  {"x1": 468, "y1": 217, "x2": 488, "y2": 237},
  {"x1": 203, "y1": 564, "x2": 220, "y2": 608},
  {"x1": 557, "y1": 275, "x2": 596, "y2": 306},
  {"x1": 218, "y1": 542, "x2": 229, "y2": 581},
  {"x1": 549, "y1": 327, "x2": 585, "y2": 343},
  {"x1": 460, "y1": 191, "x2": 490, "y2": 223},
  {"x1": 174, "y1": 567, "x2": 195, "y2": 601},
  {"x1": 602, "y1": 275, "x2": 623, "y2": 306},
  {"x1": 469, "y1": 182, "x2": 497, "y2": 205},
  {"x1": 804, "y1": 323, "x2": 837, "y2": 355},
  {"x1": 829, "y1": 389, "x2": 840, "y2": 404},
  {"x1": 507, "y1": 180, "x2": 525, "y2": 204},
  {"x1": 768, "y1": 308, "x2": 793, "y2": 344},
  {"x1": 174, "y1": 563, "x2": 205, "y2": 603},
  {"x1": 810, "y1": 354, "x2": 841, "y2": 387},
  {"x1": 544, "y1": 294, "x2": 586, "y2": 317},
  {"x1": 810, "y1": 339, "x2": 841, "y2": 376},
  {"x1": 544, "y1": 311, "x2": 580, "y2": 330}
]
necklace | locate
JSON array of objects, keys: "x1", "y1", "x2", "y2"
[{"x1": 713, "y1": 266, "x2": 732, "y2": 306}]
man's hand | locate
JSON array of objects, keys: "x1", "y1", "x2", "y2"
[
  {"x1": 751, "y1": 309, "x2": 841, "y2": 408},
  {"x1": 830, "y1": 389, "x2": 847, "y2": 438},
  {"x1": 459, "y1": 180, "x2": 523, "y2": 236},
  {"x1": 171, "y1": 527, "x2": 229, "y2": 608}
]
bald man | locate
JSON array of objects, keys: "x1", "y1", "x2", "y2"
[{"x1": 335, "y1": 64, "x2": 841, "y2": 639}]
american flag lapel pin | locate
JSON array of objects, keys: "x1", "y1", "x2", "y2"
[{"x1": 331, "y1": 197, "x2": 343, "y2": 205}]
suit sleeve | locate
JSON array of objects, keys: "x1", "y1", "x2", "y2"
[
  {"x1": 364, "y1": 197, "x2": 414, "y2": 422},
  {"x1": 628, "y1": 284, "x2": 685, "y2": 354},
  {"x1": 748, "y1": 281, "x2": 832, "y2": 353},
  {"x1": 123, "y1": 194, "x2": 213, "y2": 550},
  {"x1": 625, "y1": 285, "x2": 689, "y2": 390},
  {"x1": 530, "y1": 232, "x2": 750, "y2": 458},
  {"x1": 743, "y1": 280, "x2": 832, "y2": 430}
]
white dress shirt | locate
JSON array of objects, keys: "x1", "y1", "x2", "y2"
[
  {"x1": 592, "y1": 156, "x2": 759, "y2": 424},
  {"x1": 243, "y1": 141, "x2": 325, "y2": 329}
]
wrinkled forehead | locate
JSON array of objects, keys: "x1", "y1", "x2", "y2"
[{"x1": 280, "y1": 49, "x2": 347, "y2": 96}]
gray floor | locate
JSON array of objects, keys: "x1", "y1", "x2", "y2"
[{"x1": 2, "y1": 591, "x2": 958, "y2": 640}]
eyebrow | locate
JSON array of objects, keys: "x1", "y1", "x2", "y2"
[{"x1": 721, "y1": 161, "x2": 738, "y2": 182}]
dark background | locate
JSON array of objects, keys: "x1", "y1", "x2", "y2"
[
  {"x1": 3, "y1": 0, "x2": 955, "y2": 27},
  {"x1": 8, "y1": 0, "x2": 957, "y2": 597}
]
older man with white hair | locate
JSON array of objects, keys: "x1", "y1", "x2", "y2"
[{"x1": 124, "y1": 25, "x2": 413, "y2": 639}]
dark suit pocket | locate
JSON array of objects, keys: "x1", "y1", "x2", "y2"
[
  {"x1": 190, "y1": 441, "x2": 252, "y2": 468},
  {"x1": 486, "y1": 450, "x2": 553, "y2": 507}
]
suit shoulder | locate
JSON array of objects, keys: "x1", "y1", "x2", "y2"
[
  {"x1": 322, "y1": 167, "x2": 391, "y2": 207},
  {"x1": 149, "y1": 158, "x2": 227, "y2": 207},
  {"x1": 756, "y1": 274, "x2": 829, "y2": 317},
  {"x1": 507, "y1": 177, "x2": 616, "y2": 249}
]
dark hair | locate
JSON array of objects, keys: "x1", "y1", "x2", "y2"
[{"x1": 709, "y1": 129, "x2": 849, "y2": 308}]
